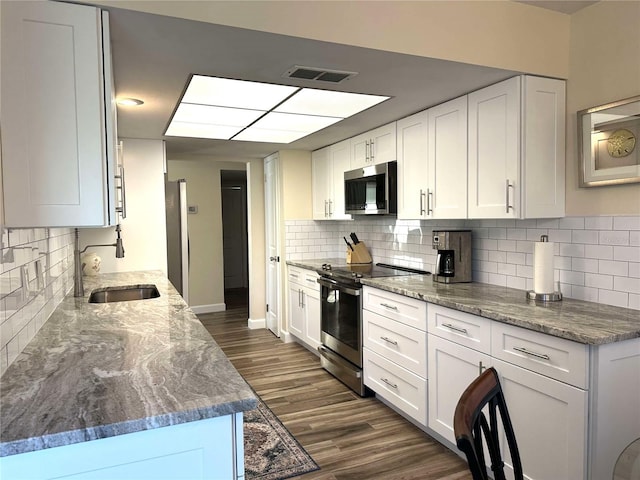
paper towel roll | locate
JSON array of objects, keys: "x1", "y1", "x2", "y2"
[{"x1": 534, "y1": 240, "x2": 555, "y2": 294}]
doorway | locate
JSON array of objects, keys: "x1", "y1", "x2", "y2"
[{"x1": 221, "y1": 170, "x2": 249, "y2": 309}]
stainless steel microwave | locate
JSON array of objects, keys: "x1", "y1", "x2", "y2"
[{"x1": 344, "y1": 161, "x2": 397, "y2": 215}]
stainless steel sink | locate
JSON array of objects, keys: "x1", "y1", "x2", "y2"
[{"x1": 88, "y1": 284, "x2": 160, "y2": 303}]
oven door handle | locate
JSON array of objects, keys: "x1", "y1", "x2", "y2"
[{"x1": 317, "y1": 277, "x2": 361, "y2": 296}]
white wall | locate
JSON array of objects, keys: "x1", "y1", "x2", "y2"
[
  {"x1": 247, "y1": 160, "x2": 265, "y2": 324},
  {"x1": 565, "y1": 1, "x2": 640, "y2": 215},
  {"x1": 79, "y1": 138, "x2": 168, "y2": 274}
]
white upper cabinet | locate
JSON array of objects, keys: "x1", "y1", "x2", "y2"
[
  {"x1": 397, "y1": 111, "x2": 428, "y2": 219},
  {"x1": 468, "y1": 76, "x2": 565, "y2": 219},
  {"x1": 351, "y1": 122, "x2": 396, "y2": 169},
  {"x1": 428, "y1": 96, "x2": 468, "y2": 219},
  {"x1": 311, "y1": 139, "x2": 351, "y2": 220},
  {"x1": 1, "y1": 1, "x2": 118, "y2": 227}
]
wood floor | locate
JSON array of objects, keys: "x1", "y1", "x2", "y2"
[{"x1": 199, "y1": 306, "x2": 472, "y2": 480}]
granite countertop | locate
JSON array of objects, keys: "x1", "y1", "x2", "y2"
[
  {"x1": 362, "y1": 276, "x2": 640, "y2": 345},
  {"x1": 287, "y1": 258, "x2": 348, "y2": 271},
  {"x1": 0, "y1": 271, "x2": 257, "y2": 457},
  {"x1": 287, "y1": 259, "x2": 639, "y2": 345}
]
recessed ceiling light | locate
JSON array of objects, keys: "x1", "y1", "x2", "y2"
[
  {"x1": 165, "y1": 75, "x2": 391, "y2": 143},
  {"x1": 117, "y1": 98, "x2": 144, "y2": 106}
]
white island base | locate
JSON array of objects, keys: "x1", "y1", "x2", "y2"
[{"x1": 0, "y1": 413, "x2": 244, "y2": 480}]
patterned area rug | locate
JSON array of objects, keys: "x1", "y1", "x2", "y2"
[{"x1": 244, "y1": 399, "x2": 319, "y2": 480}]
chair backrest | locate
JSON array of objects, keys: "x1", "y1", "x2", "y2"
[{"x1": 453, "y1": 367, "x2": 523, "y2": 480}]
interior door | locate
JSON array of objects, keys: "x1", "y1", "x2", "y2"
[{"x1": 264, "y1": 154, "x2": 280, "y2": 337}]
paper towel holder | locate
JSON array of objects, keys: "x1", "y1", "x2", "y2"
[{"x1": 526, "y1": 235, "x2": 563, "y2": 302}]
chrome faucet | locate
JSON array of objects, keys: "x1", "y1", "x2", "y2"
[{"x1": 74, "y1": 225, "x2": 125, "y2": 297}]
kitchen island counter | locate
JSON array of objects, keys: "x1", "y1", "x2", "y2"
[
  {"x1": 361, "y1": 275, "x2": 639, "y2": 345},
  {"x1": 0, "y1": 270, "x2": 257, "y2": 459}
]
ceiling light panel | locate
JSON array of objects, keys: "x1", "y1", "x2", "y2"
[
  {"x1": 234, "y1": 127, "x2": 311, "y2": 144},
  {"x1": 182, "y1": 75, "x2": 298, "y2": 110},
  {"x1": 275, "y1": 88, "x2": 389, "y2": 118},
  {"x1": 250, "y1": 112, "x2": 342, "y2": 132},
  {"x1": 172, "y1": 103, "x2": 265, "y2": 126},
  {"x1": 165, "y1": 122, "x2": 243, "y2": 140}
]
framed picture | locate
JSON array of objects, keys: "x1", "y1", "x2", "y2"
[{"x1": 578, "y1": 95, "x2": 640, "y2": 187}]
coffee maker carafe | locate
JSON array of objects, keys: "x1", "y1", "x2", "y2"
[{"x1": 432, "y1": 230, "x2": 472, "y2": 283}]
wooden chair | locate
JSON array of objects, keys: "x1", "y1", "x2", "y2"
[{"x1": 453, "y1": 367, "x2": 523, "y2": 480}]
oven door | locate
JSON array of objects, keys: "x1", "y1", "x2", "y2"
[{"x1": 317, "y1": 276, "x2": 362, "y2": 367}]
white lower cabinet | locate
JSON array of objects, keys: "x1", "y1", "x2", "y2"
[
  {"x1": 363, "y1": 286, "x2": 428, "y2": 426},
  {"x1": 493, "y1": 358, "x2": 587, "y2": 480},
  {"x1": 427, "y1": 334, "x2": 490, "y2": 444},
  {"x1": 287, "y1": 266, "x2": 321, "y2": 351}
]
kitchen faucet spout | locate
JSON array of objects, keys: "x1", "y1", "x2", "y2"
[{"x1": 73, "y1": 226, "x2": 125, "y2": 297}]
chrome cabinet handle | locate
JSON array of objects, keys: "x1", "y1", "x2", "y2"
[
  {"x1": 115, "y1": 165, "x2": 127, "y2": 219},
  {"x1": 298, "y1": 288, "x2": 302, "y2": 307},
  {"x1": 380, "y1": 336, "x2": 398, "y2": 346},
  {"x1": 381, "y1": 377, "x2": 398, "y2": 389},
  {"x1": 324, "y1": 200, "x2": 328, "y2": 218},
  {"x1": 289, "y1": 273, "x2": 299, "y2": 278},
  {"x1": 370, "y1": 139, "x2": 375, "y2": 162},
  {"x1": 427, "y1": 189, "x2": 433, "y2": 215},
  {"x1": 442, "y1": 323, "x2": 468, "y2": 334},
  {"x1": 328, "y1": 199, "x2": 333, "y2": 216},
  {"x1": 365, "y1": 140, "x2": 370, "y2": 162},
  {"x1": 380, "y1": 303, "x2": 398, "y2": 311},
  {"x1": 479, "y1": 361, "x2": 486, "y2": 376},
  {"x1": 506, "y1": 179, "x2": 514, "y2": 213},
  {"x1": 513, "y1": 346, "x2": 550, "y2": 361},
  {"x1": 419, "y1": 189, "x2": 426, "y2": 216},
  {"x1": 301, "y1": 290, "x2": 305, "y2": 308}
]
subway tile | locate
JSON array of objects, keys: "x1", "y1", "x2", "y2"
[
  {"x1": 488, "y1": 273, "x2": 507, "y2": 287},
  {"x1": 472, "y1": 249, "x2": 488, "y2": 261},
  {"x1": 547, "y1": 229, "x2": 572, "y2": 243},
  {"x1": 554, "y1": 256, "x2": 572, "y2": 270},
  {"x1": 584, "y1": 273, "x2": 613, "y2": 290},
  {"x1": 599, "y1": 260, "x2": 629, "y2": 277},
  {"x1": 585, "y1": 216, "x2": 613, "y2": 230},
  {"x1": 495, "y1": 219, "x2": 516, "y2": 228},
  {"x1": 506, "y1": 252, "x2": 526, "y2": 264},
  {"x1": 631, "y1": 231, "x2": 640, "y2": 246},
  {"x1": 613, "y1": 216, "x2": 640, "y2": 231},
  {"x1": 515, "y1": 241, "x2": 534, "y2": 254},
  {"x1": 629, "y1": 294, "x2": 640, "y2": 310},
  {"x1": 572, "y1": 230, "x2": 599, "y2": 244},
  {"x1": 572, "y1": 257, "x2": 599, "y2": 273},
  {"x1": 488, "y1": 228, "x2": 506, "y2": 240},
  {"x1": 630, "y1": 263, "x2": 640, "y2": 278},
  {"x1": 614, "y1": 246, "x2": 640, "y2": 262},
  {"x1": 506, "y1": 228, "x2": 527, "y2": 241},
  {"x1": 559, "y1": 243, "x2": 585, "y2": 258},
  {"x1": 506, "y1": 276, "x2": 527, "y2": 290},
  {"x1": 473, "y1": 271, "x2": 489, "y2": 283},
  {"x1": 527, "y1": 229, "x2": 549, "y2": 241},
  {"x1": 613, "y1": 276, "x2": 640, "y2": 295},
  {"x1": 497, "y1": 263, "x2": 517, "y2": 276},
  {"x1": 560, "y1": 270, "x2": 584, "y2": 286},
  {"x1": 536, "y1": 219, "x2": 560, "y2": 229},
  {"x1": 584, "y1": 244, "x2": 614, "y2": 260},
  {"x1": 488, "y1": 250, "x2": 507, "y2": 263},
  {"x1": 598, "y1": 289, "x2": 628, "y2": 309},
  {"x1": 558, "y1": 217, "x2": 585, "y2": 229},
  {"x1": 474, "y1": 261, "x2": 497, "y2": 274},
  {"x1": 570, "y1": 285, "x2": 599, "y2": 303},
  {"x1": 599, "y1": 230, "x2": 629, "y2": 246},
  {"x1": 498, "y1": 240, "x2": 517, "y2": 252},
  {"x1": 517, "y1": 265, "x2": 533, "y2": 278}
]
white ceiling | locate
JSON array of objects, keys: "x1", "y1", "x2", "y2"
[{"x1": 107, "y1": 5, "x2": 564, "y2": 159}]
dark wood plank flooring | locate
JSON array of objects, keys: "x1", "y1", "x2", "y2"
[{"x1": 199, "y1": 305, "x2": 472, "y2": 480}]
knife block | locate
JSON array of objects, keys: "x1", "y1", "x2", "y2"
[{"x1": 347, "y1": 242, "x2": 372, "y2": 264}]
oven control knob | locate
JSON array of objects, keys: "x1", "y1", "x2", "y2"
[
  {"x1": 352, "y1": 272, "x2": 363, "y2": 278},
  {"x1": 325, "y1": 264, "x2": 332, "y2": 270}
]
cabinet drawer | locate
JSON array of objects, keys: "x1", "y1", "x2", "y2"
[
  {"x1": 288, "y1": 266, "x2": 304, "y2": 285},
  {"x1": 364, "y1": 310, "x2": 427, "y2": 378},
  {"x1": 428, "y1": 304, "x2": 491, "y2": 354},
  {"x1": 491, "y1": 322, "x2": 589, "y2": 388},
  {"x1": 364, "y1": 349, "x2": 427, "y2": 426},
  {"x1": 363, "y1": 286, "x2": 427, "y2": 331},
  {"x1": 302, "y1": 270, "x2": 319, "y2": 288}
]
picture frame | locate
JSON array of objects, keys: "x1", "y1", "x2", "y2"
[{"x1": 578, "y1": 95, "x2": 640, "y2": 187}]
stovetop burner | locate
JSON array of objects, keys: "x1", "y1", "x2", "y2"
[{"x1": 319, "y1": 262, "x2": 430, "y2": 281}]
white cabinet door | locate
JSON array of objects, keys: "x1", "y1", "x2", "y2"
[
  {"x1": 428, "y1": 96, "x2": 468, "y2": 219},
  {"x1": 468, "y1": 76, "x2": 520, "y2": 219},
  {"x1": 351, "y1": 122, "x2": 396, "y2": 168},
  {"x1": 1, "y1": 1, "x2": 116, "y2": 227},
  {"x1": 288, "y1": 285, "x2": 304, "y2": 338},
  {"x1": 329, "y1": 139, "x2": 352, "y2": 220},
  {"x1": 427, "y1": 333, "x2": 491, "y2": 444},
  {"x1": 521, "y1": 76, "x2": 565, "y2": 219},
  {"x1": 304, "y1": 286, "x2": 321, "y2": 351},
  {"x1": 397, "y1": 111, "x2": 429, "y2": 219},
  {"x1": 494, "y1": 358, "x2": 587, "y2": 480},
  {"x1": 312, "y1": 147, "x2": 331, "y2": 220}
]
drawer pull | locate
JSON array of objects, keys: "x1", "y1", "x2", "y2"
[
  {"x1": 380, "y1": 303, "x2": 398, "y2": 311},
  {"x1": 380, "y1": 336, "x2": 398, "y2": 346},
  {"x1": 306, "y1": 278, "x2": 316, "y2": 283},
  {"x1": 290, "y1": 274, "x2": 299, "y2": 278},
  {"x1": 381, "y1": 377, "x2": 398, "y2": 389},
  {"x1": 442, "y1": 323, "x2": 468, "y2": 334},
  {"x1": 513, "y1": 346, "x2": 550, "y2": 361}
]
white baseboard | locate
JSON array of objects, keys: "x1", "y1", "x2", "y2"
[
  {"x1": 247, "y1": 317, "x2": 265, "y2": 329},
  {"x1": 191, "y1": 303, "x2": 226, "y2": 315},
  {"x1": 280, "y1": 330, "x2": 294, "y2": 343}
]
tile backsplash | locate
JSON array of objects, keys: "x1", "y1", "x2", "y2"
[
  {"x1": 0, "y1": 228, "x2": 74, "y2": 375},
  {"x1": 285, "y1": 215, "x2": 640, "y2": 311}
]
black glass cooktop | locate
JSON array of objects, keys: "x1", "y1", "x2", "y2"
[{"x1": 318, "y1": 262, "x2": 430, "y2": 281}]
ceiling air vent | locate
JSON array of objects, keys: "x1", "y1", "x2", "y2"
[{"x1": 283, "y1": 66, "x2": 357, "y2": 84}]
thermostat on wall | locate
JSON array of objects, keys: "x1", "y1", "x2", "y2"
[{"x1": 187, "y1": 205, "x2": 198, "y2": 214}]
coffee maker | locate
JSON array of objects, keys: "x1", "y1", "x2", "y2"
[{"x1": 432, "y1": 230, "x2": 472, "y2": 283}]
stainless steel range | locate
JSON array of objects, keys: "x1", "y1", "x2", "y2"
[{"x1": 316, "y1": 262, "x2": 430, "y2": 396}]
